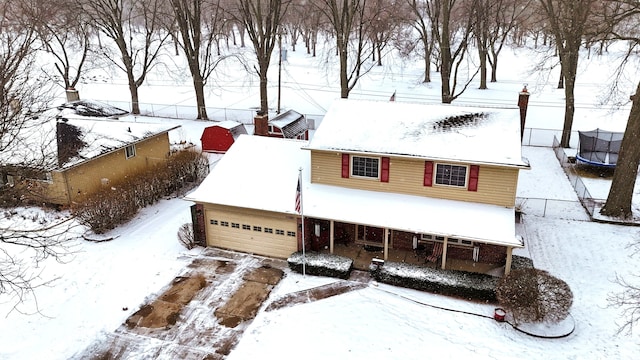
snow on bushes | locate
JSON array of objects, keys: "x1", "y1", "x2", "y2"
[
  {"x1": 287, "y1": 251, "x2": 353, "y2": 279},
  {"x1": 370, "y1": 261, "x2": 499, "y2": 302}
]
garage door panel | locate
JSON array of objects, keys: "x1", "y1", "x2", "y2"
[{"x1": 205, "y1": 208, "x2": 298, "y2": 259}]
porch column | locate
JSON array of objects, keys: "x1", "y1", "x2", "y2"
[
  {"x1": 441, "y1": 237, "x2": 448, "y2": 270},
  {"x1": 505, "y1": 247, "x2": 513, "y2": 275},
  {"x1": 329, "y1": 220, "x2": 335, "y2": 254},
  {"x1": 383, "y1": 228, "x2": 389, "y2": 260}
]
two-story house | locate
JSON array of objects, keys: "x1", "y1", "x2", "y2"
[{"x1": 185, "y1": 99, "x2": 530, "y2": 275}]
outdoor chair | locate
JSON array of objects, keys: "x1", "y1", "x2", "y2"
[{"x1": 426, "y1": 242, "x2": 443, "y2": 263}]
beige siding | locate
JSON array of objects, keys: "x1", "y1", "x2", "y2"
[
  {"x1": 62, "y1": 133, "x2": 171, "y2": 204},
  {"x1": 310, "y1": 150, "x2": 519, "y2": 207},
  {"x1": 203, "y1": 204, "x2": 298, "y2": 259}
]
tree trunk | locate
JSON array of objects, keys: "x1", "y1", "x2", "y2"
[
  {"x1": 126, "y1": 70, "x2": 140, "y2": 115},
  {"x1": 559, "y1": 52, "x2": 579, "y2": 148},
  {"x1": 339, "y1": 46, "x2": 349, "y2": 98},
  {"x1": 490, "y1": 50, "x2": 498, "y2": 82},
  {"x1": 600, "y1": 83, "x2": 640, "y2": 219},
  {"x1": 193, "y1": 72, "x2": 208, "y2": 120},
  {"x1": 259, "y1": 60, "x2": 269, "y2": 113},
  {"x1": 478, "y1": 48, "x2": 488, "y2": 89},
  {"x1": 424, "y1": 54, "x2": 431, "y2": 83}
]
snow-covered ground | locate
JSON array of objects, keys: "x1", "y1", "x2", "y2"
[{"x1": 1, "y1": 43, "x2": 640, "y2": 358}]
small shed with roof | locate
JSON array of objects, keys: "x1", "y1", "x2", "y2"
[
  {"x1": 200, "y1": 121, "x2": 248, "y2": 153},
  {"x1": 267, "y1": 110, "x2": 309, "y2": 140}
]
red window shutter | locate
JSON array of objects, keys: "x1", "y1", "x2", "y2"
[
  {"x1": 424, "y1": 161, "x2": 433, "y2": 186},
  {"x1": 341, "y1": 153, "x2": 350, "y2": 178},
  {"x1": 468, "y1": 165, "x2": 480, "y2": 191},
  {"x1": 381, "y1": 157, "x2": 390, "y2": 182}
]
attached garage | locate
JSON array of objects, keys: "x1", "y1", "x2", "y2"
[{"x1": 204, "y1": 205, "x2": 298, "y2": 259}]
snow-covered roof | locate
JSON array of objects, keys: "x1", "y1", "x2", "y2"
[
  {"x1": 1, "y1": 112, "x2": 179, "y2": 171},
  {"x1": 185, "y1": 135, "x2": 308, "y2": 214},
  {"x1": 57, "y1": 100, "x2": 129, "y2": 118},
  {"x1": 306, "y1": 99, "x2": 529, "y2": 168},
  {"x1": 270, "y1": 110, "x2": 307, "y2": 138},
  {"x1": 214, "y1": 120, "x2": 245, "y2": 130},
  {"x1": 185, "y1": 135, "x2": 522, "y2": 247}
]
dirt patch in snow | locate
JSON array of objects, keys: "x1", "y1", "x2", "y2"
[
  {"x1": 74, "y1": 249, "x2": 288, "y2": 359},
  {"x1": 126, "y1": 273, "x2": 207, "y2": 329},
  {"x1": 215, "y1": 265, "x2": 284, "y2": 328}
]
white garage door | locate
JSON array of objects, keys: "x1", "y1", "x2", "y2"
[{"x1": 205, "y1": 208, "x2": 298, "y2": 259}]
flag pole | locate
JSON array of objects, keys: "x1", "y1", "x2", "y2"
[{"x1": 298, "y1": 167, "x2": 306, "y2": 276}]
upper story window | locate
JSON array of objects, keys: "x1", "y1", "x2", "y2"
[
  {"x1": 351, "y1": 156, "x2": 379, "y2": 179},
  {"x1": 125, "y1": 144, "x2": 136, "y2": 159},
  {"x1": 435, "y1": 163, "x2": 467, "y2": 187}
]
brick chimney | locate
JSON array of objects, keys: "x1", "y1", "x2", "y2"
[
  {"x1": 517, "y1": 85, "x2": 530, "y2": 141},
  {"x1": 66, "y1": 88, "x2": 80, "y2": 102},
  {"x1": 254, "y1": 111, "x2": 269, "y2": 136}
]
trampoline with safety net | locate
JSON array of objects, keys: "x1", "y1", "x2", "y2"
[{"x1": 576, "y1": 128, "x2": 623, "y2": 168}]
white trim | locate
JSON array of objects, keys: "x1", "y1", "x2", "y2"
[
  {"x1": 351, "y1": 155, "x2": 381, "y2": 180},
  {"x1": 125, "y1": 144, "x2": 136, "y2": 159},
  {"x1": 434, "y1": 162, "x2": 468, "y2": 188}
]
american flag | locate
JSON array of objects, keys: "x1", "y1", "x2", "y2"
[{"x1": 295, "y1": 172, "x2": 302, "y2": 214}]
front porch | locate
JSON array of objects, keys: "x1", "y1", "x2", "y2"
[{"x1": 320, "y1": 243, "x2": 506, "y2": 277}]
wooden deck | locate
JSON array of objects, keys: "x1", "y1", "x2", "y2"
[{"x1": 322, "y1": 243, "x2": 505, "y2": 277}]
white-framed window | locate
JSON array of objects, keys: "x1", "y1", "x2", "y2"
[
  {"x1": 231, "y1": 223, "x2": 240, "y2": 229},
  {"x1": 287, "y1": 231, "x2": 296, "y2": 237},
  {"x1": 210, "y1": 219, "x2": 218, "y2": 225},
  {"x1": 435, "y1": 163, "x2": 467, "y2": 187},
  {"x1": 351, "y1": 156, "x2": 379, "y2": 179},
  {"x1": 253, "y1": 226, "x2": 262, "y2": 232},
  {"x1": 242, "y1": 224, "x2": 251, "y2": 230},
  {"x1": 276, "y1": 229, "x2": 285, "y2": 235},
  {"x1": 264, "y1": 228, "x2": 273, "y2": 234},
  {"x1": 220, "y1": 221, "x2": 229, "y2": 227},
  {"x1": 125, "y1": 144, "x2": 136, "y2": 159}
]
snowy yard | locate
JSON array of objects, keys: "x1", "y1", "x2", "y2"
[
  {"x1": 0, "y1": 143, "x2": 637, "y2": 359},
  {"x1": 1, "y1": 44, "x2": 640, "y2": 358}
]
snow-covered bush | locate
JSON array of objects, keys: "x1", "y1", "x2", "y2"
[
  {"x1": 288, "y1": 251, "x2": 353, "y2": 279},
  {"x1": 370, "y1": 261, "x2": 499, "y2": 302},
  {"x1": 496, "y1": 268, "x2": 573, "y2": 324}
]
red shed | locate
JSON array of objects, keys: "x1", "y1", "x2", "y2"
[{"x1": 200, "y1": 121, "x2": 248, "y2": 153}]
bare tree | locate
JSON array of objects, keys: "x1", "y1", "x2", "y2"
[
  {"x1": 0, "y1": 1, "x2": 56, "y2": 158},
  {"x1": 366, "y1": 0, "x2": 400, "y2": 66},
  {"x1": 83, "y1": 0, "x2": 171, "y2": 115},
  {"x1": 601, "y1": 81, "x2": 640, "y2": 219},
  {"x1": 300, "y1": 1, "x2": 325, "y2": 56},
  {"x1": 0, "y1": 2, "x2": 79, "y2": 311},
  {"x1": 538, "y1": 0, "x2": 595, "y2": 148},
  {"x1": 30, "y1": 0, "x2": 93, "y2": 100},
  {"x1": 171, "y1": 0, "x2": 235, "y2": 120},
  {"x1": 316, "y1": 0, "x2": 375, "y2": 98},
  {"x1": 473, "y1": 0, "x2": 532, "y2": 88},
  {"x1": 595, "y1": 1, "x2": 640, "y2": 219},
  {"x1": 1, "y1": 215, "x2": 80, "y2": 313},
  {"x1": 609, "y1": 272, "x2": 640, "y2": 335},
  {"x1": 427, "y1": 0, "x2": 477, "y2": 103},
  {"x1": 235, "y1": 0, "x2": 288, "y2": 114},
  {"x1": 406, "y1": 0, "x2": 436, "y2": 83}
]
